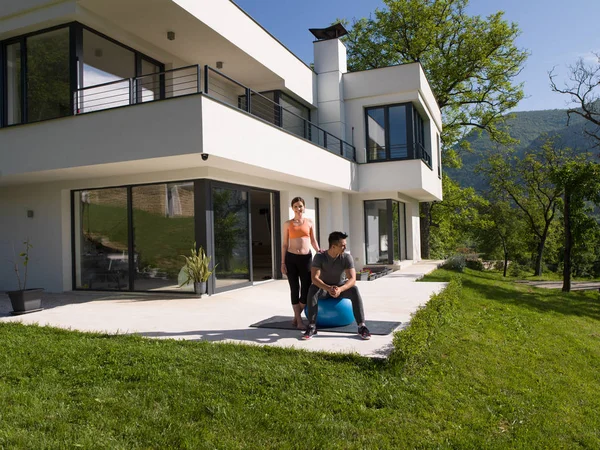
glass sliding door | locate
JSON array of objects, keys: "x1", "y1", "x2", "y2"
[
  {"x1": 365, "y1": 199, "x2": 407, "y2": 264},
  {"x1": 212, "y1": 186, "x2": 250, "y2": 289},
  {"x1": 73, "y1": 188, "x2": 130, "y2": 290},
  {"x1": 250, "y1": 190, "x2": 275, "y2": 282},
  {"x1": 5, "y1": 42, "x2": 22, "y2": 125},
  {"x1": 132, "y1": 182, "x2": 195, "y2": 292},
  {"x1": 365, "y1": 200, "x2": 388, "y2": 264}
]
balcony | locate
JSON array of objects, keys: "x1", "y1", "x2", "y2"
[
  {"x1": 73, "y1": 65, "x2": 356, "y2": 161},
  {"x1": 0, "y1": 65, "x2": 356, "y2": 191}
]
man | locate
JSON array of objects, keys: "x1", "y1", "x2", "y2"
[{"x1": 302, "y1": 231, "x2": 371, "y2": 340}]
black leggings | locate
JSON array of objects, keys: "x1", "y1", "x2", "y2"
[{"x1": 285, "y1": 252, "x2": 312, "y2": 305}]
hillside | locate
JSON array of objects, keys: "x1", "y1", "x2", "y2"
[{"x1": 447, "y1": 108, "x2": 598, "y2": 191}]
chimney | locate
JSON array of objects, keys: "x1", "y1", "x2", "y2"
[{"x1": 311, "y1": 24, "x2": 348, "y2": 143}]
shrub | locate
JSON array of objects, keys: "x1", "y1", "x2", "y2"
[
  {"x1": 442, "y1": 254, "x2": 466, "y2": 272},
  {"x1": 465, "y1": 259, "x2": 484, "y2": 271},
  {"x1": 508, "y1": 261, "x2": 525, "y2": 277}
]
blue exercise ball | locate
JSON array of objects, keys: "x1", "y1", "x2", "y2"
[{"x1": 305, "y1": 297, "x2": 354, "y2": 327}]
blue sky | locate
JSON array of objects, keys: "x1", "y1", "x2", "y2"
[{"x1": 234, "y1": 0, "x2": 600, "y2": 112}]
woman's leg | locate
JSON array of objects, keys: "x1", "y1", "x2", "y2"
[
  {"x1": 285, "y1": 253, "x2": 304, "y2": 328},
  {"x1": 299, "y1": 253, "x2": 313, "y2": 306}
]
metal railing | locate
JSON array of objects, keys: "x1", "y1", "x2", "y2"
[
  {"x1": 73, "y1": 64, "x2": 356, "y2": 162},
  {"x1": 204, "y1": 66, "x2": 355, "y2": 161},
  {"x1": 74, "y1": 65, "x2": 200, "y2": 114}
]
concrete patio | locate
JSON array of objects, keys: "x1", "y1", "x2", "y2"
[{"x1": 0, "y1": 261, "x2": 446, "y2": 358}]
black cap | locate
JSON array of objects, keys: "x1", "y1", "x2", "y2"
[{"x1": 309, "y1": 23, "x2": 348, "y2": 41}]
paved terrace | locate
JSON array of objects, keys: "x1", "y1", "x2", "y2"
[{"x1": 1, "y1": 261, "x2": 446, "y2": 358}]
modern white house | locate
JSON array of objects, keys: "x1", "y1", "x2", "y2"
[{"x1": 0, "y1": 0, "x2": 442, "y2": 295}]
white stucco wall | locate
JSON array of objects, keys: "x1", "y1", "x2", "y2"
[{"x1": 173, "y1": 0, "x2": 314, "y2": 104}]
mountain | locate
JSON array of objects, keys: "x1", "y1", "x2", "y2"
[{"x1": 446, "y1": 108, "x2": 598, "y2": 191}]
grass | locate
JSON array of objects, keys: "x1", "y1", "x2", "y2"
[{"x1": 1, "y1": 269, "x2": 599, "y2": 448}]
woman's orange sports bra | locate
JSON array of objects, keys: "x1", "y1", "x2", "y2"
[{"x1": 289, "y1": 220, "x2": 310, "y2": 239}]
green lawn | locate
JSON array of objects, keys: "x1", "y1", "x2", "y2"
[{"x1": 1, "y1": 269, "x2": 599, "y2": 448}]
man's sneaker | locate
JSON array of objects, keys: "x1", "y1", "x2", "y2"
[
  {"x1": 358, "y1": 325, "x2": 371, "y2": 340},
  {"x1": 302, "y1": 324, "x2": 317, "y2": 340}
]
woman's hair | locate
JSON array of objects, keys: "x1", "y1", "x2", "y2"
[{"x1": 291, "y1": 197, "x2": 305, "y2": 207}]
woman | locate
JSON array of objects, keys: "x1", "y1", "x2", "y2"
[{"x1": 281, "y1": 197, "x2": 321, "y2": 330}]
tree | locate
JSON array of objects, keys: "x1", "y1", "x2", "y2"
[
  {"x1": 479, "y1": 140, "x2": 564, "y2": 276},
  {"x1": 550, "y1": 156, "x2": 600, "y2": 291},
  {"x1": 341, "y1": 0, "x2": 528, "y2": 256},
  {"x1": 475, "y1": 195, "x2": 526, "y2": 277},
  {"x1": 550, "y1": 54, "x2": 600, "y2": 145},
  {"x1": 426, "y1": 173, "x2": 485, "y2": 258}
]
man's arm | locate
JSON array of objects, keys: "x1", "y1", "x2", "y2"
[
  {"x1": 338, "y1": 268, "x2": 356, "y2": 293},
  {"x1": 311, "y1": 267, "x2": 335, "y2": 296}
]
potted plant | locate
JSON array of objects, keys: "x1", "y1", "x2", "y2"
[
  {"x1": 357, "y1": 269, "x2": 370, "y2": 281},
  {"x1": 179, "y1": 243, "x2": 216, "y2": 297},
  {"x1": 7, "y1": 238, "x2": 44, "y2": 315}
]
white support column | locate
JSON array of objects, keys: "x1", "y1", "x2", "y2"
[{"x1": 406, "y1": 200, "x2": 421, "y2": 261}]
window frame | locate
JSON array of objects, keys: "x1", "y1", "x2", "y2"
[
  {"x1": 1, "y1": 21, "x2": 164, "y2": 128},
  {"x1": 364, "y1": 102, "x2": 431, "y2": 168}
]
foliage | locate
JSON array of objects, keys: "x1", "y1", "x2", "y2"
[
  {"x1": 10, "y1": 238, "x2": 33, "y2": 291},
  {"x1": 550, "y1": 53, "x2": 600, "y2": 145},
  {"x1": 447, "y1": 108, "x2": 595, "y2": 191},
  {"x1": 549, "y1": 155, "x2": 600, "y2": 290},
  {"x1": 341, "y1": 0, "x2": 526, "y2": 150},
  {"x1": 473, "y1": 195, "x2": 528, "y2": 276},
  {"x1": 465, "y1": 258, "x2": 484, "y2": 271},
  {"x1": 389, "y1": 276, "x2": 461, "y2": 371},
  {"x1": 179, "y1": 243, "x2": 215, "y2": 285},
  {"x1": 508, "y1": 261, "x2": 526, "y2": 278},
  {"x1": 2, "y1": 270, "x2": 600, "y2": 447},
  {"x1": 442, "y1": 254, "x2": 466, "y2": 272},
  {"x1": 478, "y1": 139, "x2": 565, "y2": 275},
  {"x1": 427, "y1": 174, "x2": 486, "y2": 258}
]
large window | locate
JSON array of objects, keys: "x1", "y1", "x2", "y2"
[
  {"x1": 365, "y1": 199, "x2": 406, "y2": 264},
  {"x1": 72, "y1": 180, "x2": 278, "y2": 294},
  {"x1": 27, "y1": 28, "x2": 71, "y2": 122},
  {"x1": 1, "y1": 23, "x2": 163, "y2": 125},
  {"x1": 212, "y1": 186, "x2": 250, "y2": 289},
  {"x1": 132, "y1": 182, "x2": 195, "y2": 292},
  {"x1": 2, "y1": 26, "x2": 70, "y2": 125},
  {"x1": 5, "y1": 42, "x2": 22, "y2": 125},
  {"x1": 73, "y1": 188, "x2": 130, "y2": 290},
  {"x1": 365, "y1": 103, "x2": 430, "y2": 167}
]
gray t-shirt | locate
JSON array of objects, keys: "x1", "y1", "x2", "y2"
[{"x1": 312, "y1": 252, "x2": 355, "y2": 286}]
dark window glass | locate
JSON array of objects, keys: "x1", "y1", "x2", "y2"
[
  {"x1": 79, "y1": 29, "x2": 135, "y2": 113},
  {"x1": 27, "y1": 28, "x2": 71, "y2": 122},
  {"x1": 280, "y1": 92, "x2": 309, "y2": 139},
  {"x1": 366, "y1": 107, "x2": 386, "y2": 161},
  {"x1": 365, "y1": 199, "x2": 407, "y2": 264},
  {"x1": 73, "y1": 188, "x2": 130, "y2": 290},
  {"x1": 365, "y1": 200, "x2": 388, "y2": 264},
  {"x1": 5, "y1": 42, "x2": 22, "y2": 125},
  {"x1": 138, "y1": 59, "x2": 161, "y2": 103},
  {"x1": 389, "y1": 105, "x2": 408, "y2": 159},
  {"x1": 213, "y1": 187, "x2": 250, "y2": 288},
  {"x1": 132, "y1": 182, "x2": 195, "y2": 292}
]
